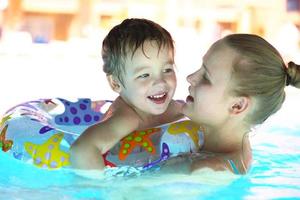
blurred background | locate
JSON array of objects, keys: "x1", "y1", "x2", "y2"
[{"x1": 0, "y1": 0, "x2": 300, "y2": 115}]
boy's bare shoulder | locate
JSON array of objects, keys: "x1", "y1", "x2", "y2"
[
  {"x1": 170, "y1": 99, "x2": 184, "y2": 111},
  {"x1": 162, "y1": 99, "x2": 185, "y2": 121},
  {"x1": 103, "y1": 96, "x2": 140, "y2": 129},
  {"x1": 109, "y1": 97, "x2": 139, "y2": 117},
  {"x1": 103, "y1": 98, "x2": 184, "y2": 130}
]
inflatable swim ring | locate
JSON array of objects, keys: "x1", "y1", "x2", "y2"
[{"x1": 0, "y1": 98, "x2": 204, "y2": 171}]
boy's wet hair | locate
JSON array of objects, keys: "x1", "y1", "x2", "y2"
[{"x1": 102, "y1": 18, "x2": 174, "y2": 86}]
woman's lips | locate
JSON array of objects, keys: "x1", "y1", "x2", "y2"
[
  {"x1": 148, "y1": 92, "x2": 167, "y2": 104},
  {"x1": 186, "y1": 95, "x2": 194, "y2": 103}
]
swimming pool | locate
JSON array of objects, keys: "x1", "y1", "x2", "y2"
[{"x1": 1, "y1": 89, "x2": 300, "y2": 200}]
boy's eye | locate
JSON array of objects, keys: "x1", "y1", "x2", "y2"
[
  {"x1": 138, "y1": 73, "x2": 149, "y2": 79},
  {"x1": 163, "y1": 68, "x2": 174, "y2": 73}
]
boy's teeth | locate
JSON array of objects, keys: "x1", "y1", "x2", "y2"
[{"x1": 150, "y1": 93, "x2": 166, "y2": 99}]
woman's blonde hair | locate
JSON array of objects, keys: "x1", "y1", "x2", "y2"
[{"x1": 223, "y1": 34, "x2": 300, "y2": 125}]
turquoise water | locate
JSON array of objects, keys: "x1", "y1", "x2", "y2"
[
  {"x1": 1, "y1": 89, "x2": 300, "y2": 200},
  {"x1": 1, "y1": 123, "x2": 300, "y2": 200}
]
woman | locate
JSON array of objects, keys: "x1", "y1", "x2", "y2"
[{"x1": 182, "y1": 34, "x2": 300, "y2": 174}]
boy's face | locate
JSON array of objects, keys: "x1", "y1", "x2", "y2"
[{"x1": 117, "y1": 40, "x2": 176, "y2": 115}]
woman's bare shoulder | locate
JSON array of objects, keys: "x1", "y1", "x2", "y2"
[{"x1": 191, "y1": 140, "x2": 252, "y2": 175}]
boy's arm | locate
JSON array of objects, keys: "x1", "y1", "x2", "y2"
[{"x1": 70, "y1": 111, "x2": 139, "y2": 170}]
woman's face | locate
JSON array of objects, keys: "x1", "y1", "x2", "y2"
[{"x1": 182, "y1": 41, "x2": 238, "y2": 127}]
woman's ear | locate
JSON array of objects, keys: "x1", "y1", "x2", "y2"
[
  {"x1": 107, "y1": 75, "x2": 121, "y2": 93},
  {"x1": 230, "y1": 96, "x2": 249, "y2": 115}
]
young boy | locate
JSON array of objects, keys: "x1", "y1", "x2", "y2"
[{"x1": 70, "y1": 18, "x2": 184, "y2": 170}]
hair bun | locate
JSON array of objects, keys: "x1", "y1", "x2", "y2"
[
  {"x1": 288, "y1": 61, "x2": 297, "y2": 68},
  {"x1": 287, "y1": 61, "x2": 300, "y2": 88}
]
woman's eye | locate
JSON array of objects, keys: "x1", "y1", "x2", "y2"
[
  {"x1": 201, "y1": 74, "x2": 210, "y2": 83},
  {"x1": 138, "y1": 73, "x2": 149, "y2": 79}
]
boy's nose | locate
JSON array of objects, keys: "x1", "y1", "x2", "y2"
[
  {"x1": 153, "y1": 77, "x2": 166, "y2": 85},
  {"x1": 152, "y1": 74, "x2": 168, "y2": 87}
]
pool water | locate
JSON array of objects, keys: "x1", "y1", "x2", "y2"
[
  {"x1": 1, "y1": 89, "x2": 300, "y2": 200},
  {"x1": 1, "y1": 126, "x2": 299, "y2": 200}
]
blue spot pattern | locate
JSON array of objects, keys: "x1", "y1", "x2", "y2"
[{"x1": 54, "y1": 98, "x2": 102, "y2": 125}]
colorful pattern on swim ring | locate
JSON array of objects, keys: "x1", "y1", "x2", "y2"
[
  {"x1": 142, "y1": 142, "x2": 170, "y2": 170},
  {"x1": 0, "y1": 114, "x2": 12, "y2": 128},
  {"x1": 167, "y1": 120, "x2": 202, "y2": 149},
  {"x1": 55, "y1": 98, "x2": 102, "y2": 125},
  {"x1": 0, "y1": 125, "x2": 13, "y2": 152},
  {"x1": 118, "y1": 128, "x2": 161, "y2": 161},
  {"x1": 102, "y1": 152, "x2": 117, "y2": 167},
  {"x1": 24, "y1": 132, "x2": 70, "y2": 169}
]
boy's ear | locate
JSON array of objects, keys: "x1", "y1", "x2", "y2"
[
  {"x1": 230, "y1": 96, "x2": 249, "y2": 115},
  {"x1": 107, "y1": 75, "x2": 121, "y2": 93}
]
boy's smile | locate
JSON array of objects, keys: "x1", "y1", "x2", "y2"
[
  {"x1": 117, "y1": 40, "x2": 176, "y2": 115},
  {"x1": 147, "y1": 92, "x2": 168, "y2": 104}
]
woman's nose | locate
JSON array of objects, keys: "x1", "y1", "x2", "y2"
[
  {"x1": 187, "y1": 72, "x2": 196, "y2": 85},
  {"x1": 187, "y1": 69, "x2": 200, "y2": 85}
]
